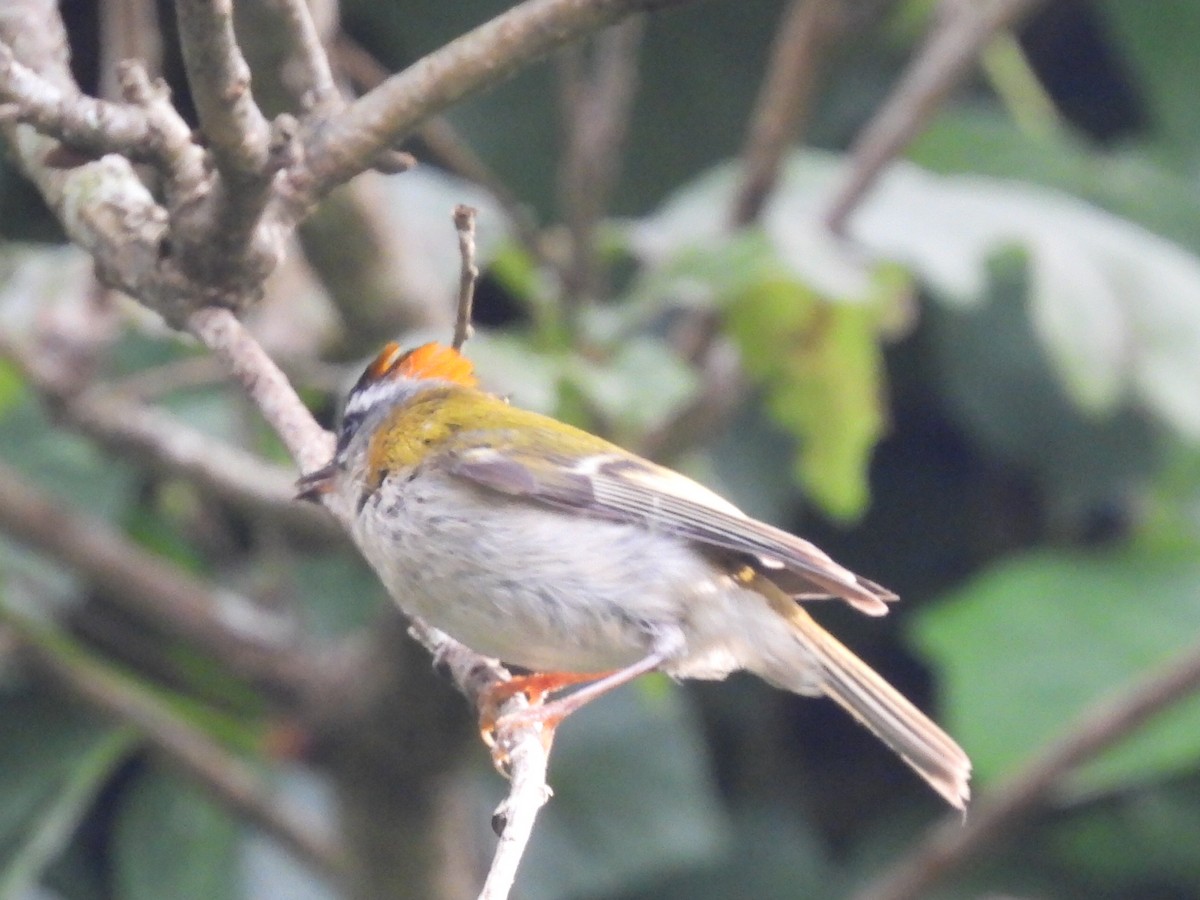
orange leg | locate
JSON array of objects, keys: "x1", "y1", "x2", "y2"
[{"x1": 484, "y1": 653, "x2": 666, "y2": 770}]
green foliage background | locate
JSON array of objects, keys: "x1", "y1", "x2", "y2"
[{"x1": 4, "y1": 1, "x2": 1200, "y2": 898}]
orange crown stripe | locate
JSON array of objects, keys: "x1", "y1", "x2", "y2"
[
  {"x1": 364, "y1": 341, "x2": 406, "y2": 381},
  {"x1": 396, "y1": 342, "x2": 477, "y2": 387}
]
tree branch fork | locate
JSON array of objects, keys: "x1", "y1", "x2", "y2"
[{"x1": 0, "y1": 1, "x2": 688, "y2": 896}]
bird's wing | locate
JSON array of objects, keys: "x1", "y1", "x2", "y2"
[{"x1": 437, "y1": 427, "x2": 895, "y2": 616}]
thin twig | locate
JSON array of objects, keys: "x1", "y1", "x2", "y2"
[
  {"x1": 301, "y1": 0, "x2": 696, "y2": 200},
  {"x1": 408, "y1": 624, "x2": 551, "y2": 900},
  {"x1": 0, "y1": 459, "x2": 310, "y2": 698},
  {"x1": 267, "y1": 0, "x2": 340, "y2": 112},
  {"x1": 452, "y1": 204, "x2": 479, "y2": 351},
  {"x1": 556, "y1": 18, "x2": 644, "y2": 309},
  {"x1": 731, "y1": 0, "x2": 844, "y2": 227},
  {"x1": 5, "y1": 610, "x2": 345, "y2": 878},
  {"x1": 855, "y1": 635, "x2": 1200, "y2": 900},
  {"x1": 824, "y1": 0, "x2": 1044, "y2": 234}
]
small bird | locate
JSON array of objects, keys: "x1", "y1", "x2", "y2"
[{"x1": 298, "y1": 341, "x2": 971, "y2": 808}]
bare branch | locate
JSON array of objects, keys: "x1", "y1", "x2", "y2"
[
  {"x1": 855, "y1": 636, "x2": 1200, "y2": 900},
  {"x1": 452, "y1": 204, "x2": 479, "y2": 351},
  {"x1": 0, "y1": 42, "x2": 155, "y2": 160},
  {"x1": 0, "y1": 459, "x2": 310, "y2": 698},
  {"x1": 6, "y1": 610, "x2": 345, "y2": 878},
  {"x1": 175, "y1": 0, "x2": 271, "y2": 178},
  {"x1": 731, "y1": 0, "x2": 844, "y2": 227},
  {"x1": 266, "y1": 0, "x2": 340, "y2": 112},
  {"x1": 825, "y1": 0, "x2": 1044, "y2": 234},
  {"x1": 115, "y1": 61, "x2": 209, "y2": 199},
  {"x1": 556, "y1": 18, "x2": 644, "y2": 308},
  {"x1": 301, "y1": 0, "x2": 697, "y2": 199},
  {"x1": 187, "y1": 307, "x2": 335, "y2": 477}
]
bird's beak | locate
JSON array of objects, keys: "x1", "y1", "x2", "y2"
[{"x1": 296, "y1": 462, "x2": 339, "y2": 503}]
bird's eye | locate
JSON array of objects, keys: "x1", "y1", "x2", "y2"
[{"x1": 336, "y1": 410, "x2": 365, "y2": 455}]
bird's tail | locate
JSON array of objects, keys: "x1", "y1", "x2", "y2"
[{"x1": 752, "y1": 575, "x2": 971, "y2": 809}]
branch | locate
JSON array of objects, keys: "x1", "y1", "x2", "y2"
[
  {"x1": 0, "y1": 459, "x2": 310, "y2": 698},
  {"x1": 268, "y1": 0, "x2": 340, "y2": 112},
  {"x1": 451, "y1": 204, "x2": 479, "y2": 351},
  {"x1": 731, "y1": 0, "x2": 844, "y2": 227},
  {"x1": 187, "y1": 307, "x2": 335, "y2": 477},
  {"x1": 556, "y1": 18, "x2": 644, "y2": 308},
  {"x1": 5, "y1": 609, "x2": 344, "y2": 878},
  {"x1": 301, "y1": 0, "x2": 696, "y2": 199},
  {"x1": 0, "y1": 42, "x2": 157, "y2": 161},
  {"x1": 855, "y1": 635, "x2": 1200, "y2": 900},
  {"x1": 0, "y1": 336, "x2": 342, "y2": 546},
  {"x1": 332, "y1": 34, "x2": 548, "y2": 267},
  {"x1": 175, "y1": 0, "x2": 271, "y2": 178},
  {"x1": 824, "y1": 0, "x2": 1044, "y2": 233},
  {"x1": 408, "y1": 624, "x2": 551, "y2": 900}
]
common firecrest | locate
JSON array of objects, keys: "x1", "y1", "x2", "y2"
[{"x1": 298, "y1": 341, "x2": 970, "y2": 808}]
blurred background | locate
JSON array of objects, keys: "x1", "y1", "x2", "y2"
[{"x1": 3, "y1": 0, "x2": 1200, "y2": 898}]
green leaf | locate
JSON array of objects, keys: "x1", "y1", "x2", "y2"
[
  {"x1": 113, "y1": 766, "x2": 240, "y2": 900},
  {"x1": 913, "y1": 542, "x2": 1200, "y2": 793},
  {"x1": 0, "y1": 359, "x2": 22, "y2": 416},
  {"x1": 0, "y1": 727, "x2": 136, "y2": 898},
  {"x1": 635, "y1": 149, "x2": 1200, "y2": 442},
  {"x1": 629, "y1": 163, "x2": 909, "y2": 519},
  {"x1": 726, "y1": 277, "x2": 890, "y2": 521}
]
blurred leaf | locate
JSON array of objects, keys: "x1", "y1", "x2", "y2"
[
  {"x1": 0, "y1": 693, "x2": 114, "y2": 858},
  {"x1": 909, "y1": 111, "x2": 1200, "y2": 254},
  {"x1": 1048, "y1": 777, "x2": 1200, "y2": 891},
  {"x1": 463, "y1": 329, "x2": 563, "y2": 415},
  {"x1": 1097, "y1": 1, "x2": 1200, "y2": 168},
  {"x1": 565, "y1": 337, "x2": 699, "y2": 444},
  {"x1": 927, "y1": 261, "x2": 1161, "y2": 515},
  {"x1": 847, "y1": 161, "x2": 1200, "y2": 435},
  {"x1": 914, "y1": 541, "x2": 1200, "y2": 793},
  {"x1": 0, "y1": 726, "x2": 136, "y2": 898},
  {"x1": 726, "y1": 277, "x2": 889, "y2": 521},
  {"x1": 515, "y1": 684, "x2": 730, "y2": 900},
  {"x1": 634, "y1": 150, "x2": 1200, "y2": 441},
  {"x1": 114, "y1": 766, "x2": 239, "y2": 900},
  {"x1": 0, "y1": 359, "x2": 22, "y2": 415},
  {"x1": 372, "y1": 166, "x2": 512, "y2": 314},
  {"x1": 290, "y1": 553, "x2": 387, "y2": 638},
  {"x1": 622, "y1": 802, "x2": 837, "y2": 900},
  {"x1": 628, "y1": 164, "x2": 909, "y2": 519},
  {"x1": 0, "y1": 397, "x2": 134, "y2": 520}
]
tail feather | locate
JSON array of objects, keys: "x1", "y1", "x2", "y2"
[{"x1": 756, "y1": 577, "x2": 972, "y2": 809}]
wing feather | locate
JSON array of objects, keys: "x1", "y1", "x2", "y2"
[{"x1": 441, "y1": 436, "x2": 895, "y2": 616}]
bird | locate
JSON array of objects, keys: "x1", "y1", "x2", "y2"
[{"x1": 297, "y1": 340, "x2": 971, "y2": 808}]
